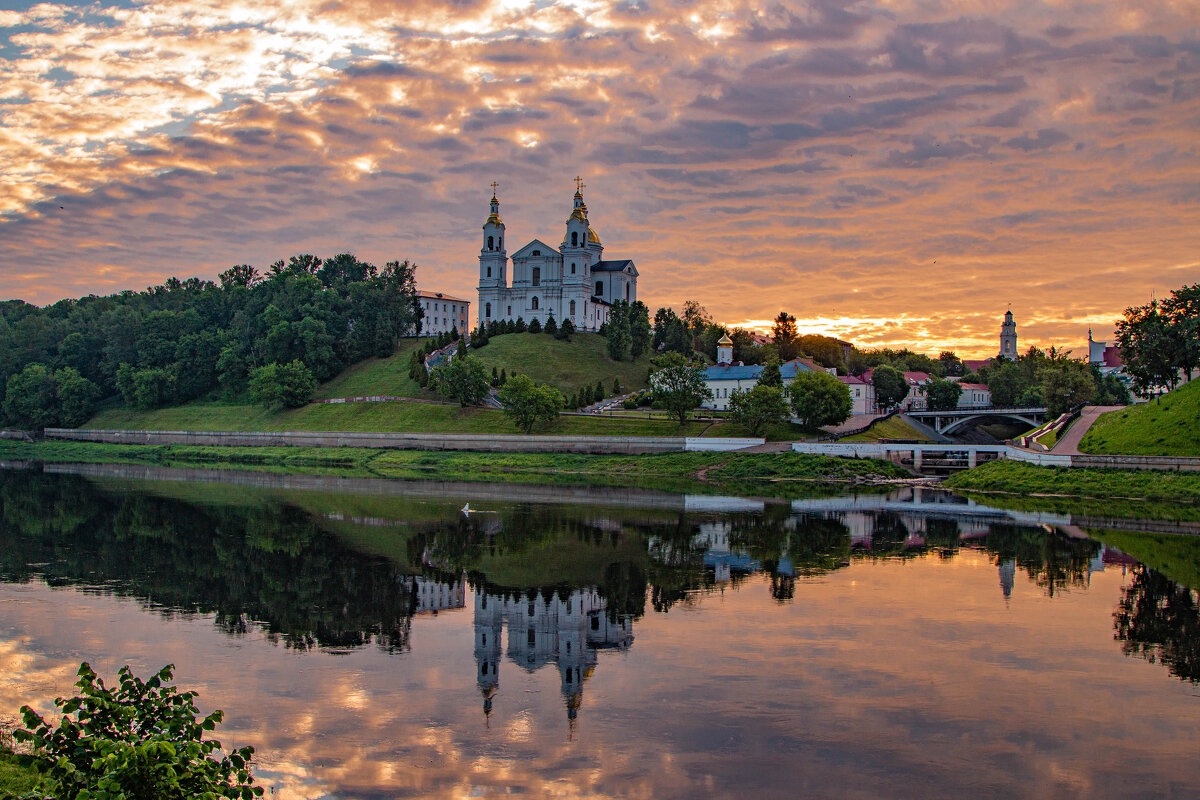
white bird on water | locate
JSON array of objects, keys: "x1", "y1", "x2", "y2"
[{"x1": 462, "y1": 503, "x2": 472, "y2": 515}]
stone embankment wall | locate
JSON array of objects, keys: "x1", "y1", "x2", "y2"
[
  {"x1": 0, "y1": 430, "x2": 34, "y2": 442},
  {"x1": 43, "y1": 428, "x2": 763, "y2": 455},
  {"x1": 791, "y1": 441, "x2": 1200, "y2": 472}
]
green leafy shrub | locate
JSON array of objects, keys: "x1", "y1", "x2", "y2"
[{"x1": 10, "y1": 662, "x2": 262, "y2": 800}]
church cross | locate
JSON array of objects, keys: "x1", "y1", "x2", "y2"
[
  {"x1": 490, "y1": 181, "x2": 499, "y2": 198},
  {"x1": 574, "y1": 175, "x2": 586, "y2": 192}
]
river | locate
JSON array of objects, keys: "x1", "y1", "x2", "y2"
[{"x1": 0, "y1": 463, "x2": 1196, "y2": 799}]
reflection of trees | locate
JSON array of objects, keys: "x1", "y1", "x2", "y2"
[
  {"x1": 981, "y1": 525, "x2": 1100, "y2": 597},
  {"x1": 0, "y1": 471, "x2": 415, "y2": 652},
  {"x1": 728, "y1": 514, "x2": 851, "y2": 579},
  {"x1": 1115, "y1": 566, "x2": 1200, "y2": 683}
]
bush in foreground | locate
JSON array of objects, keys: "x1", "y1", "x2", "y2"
[{"x1": 9, "y1": 662, "x2": 262, "y2": 800}]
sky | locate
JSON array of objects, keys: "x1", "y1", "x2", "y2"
[{"x1": 0, "y1": 0, "x2": 1197, "y2": 357}]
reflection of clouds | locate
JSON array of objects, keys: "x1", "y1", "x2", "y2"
[
  {"x1": 0, "y1": 2, "x2": 1198, "y2": 352},
  {"x1": 0, "y1": 553, "x2": 1196, "y2": 797}
]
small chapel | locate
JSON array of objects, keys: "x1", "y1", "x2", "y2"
[{"x1": 476, "y1": 179, "x2": 639, "y2": 332}]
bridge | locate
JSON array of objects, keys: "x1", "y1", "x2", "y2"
[{"x1": 906, "y1": 406, "x2": 1046, "y2": 434}]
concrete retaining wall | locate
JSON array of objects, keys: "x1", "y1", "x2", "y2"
[
  {"x1": 0, "y1": 430, "x2": 34, "y2": 442},
  {"x1": 791, "y1": 440, "x2": 1199, "y2": 471},
  {"x1": 44, "y1": 428, "x2": 764, "y2": 455}
]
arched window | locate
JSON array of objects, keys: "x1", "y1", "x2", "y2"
[
  {"x1": 531, "y1": 296, "x2": 539, "y2": 310},
  {"x1": 507, "y1": 305, "x2": 511, "y2": 316},
  {"x1": 625, "y1": 283, "x2": 630, "y2": 301},
  {"x1": 499, "y1": 236, "x2": 503, "y2": 249},
  {"x1": 595, "y1": 280, "x2": 603, "y2": 296},
  {"x1": 486, "y1": 267, "x2": 491, "y2": 278},
  {"x1": 571, "y1": 262, "x2": 576, "y2": 274},
  {"x1": 569, "y1": 300, "x2": 575, "y2": 316},
  {"x1": 532, "y1": 249, "x2": 540, "y2": 256},
  {"x1": 487, "y1": 235, "x2": 494, "y2": 250},
  {"x1": 571, "y1": 231, "x2": 578, "y2": 246},
  {"x1": 485, "y1": 302, "x2": 491, "y2": 318},
  {"x1": 532, "y1": 267, "x2": 540, "y2": 286}
]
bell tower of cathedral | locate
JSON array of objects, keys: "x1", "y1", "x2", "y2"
[{"x1": 479, "y1": 184, "x2": 507, "y2": 290}]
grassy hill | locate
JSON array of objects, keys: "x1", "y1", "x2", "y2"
[
  {"x1": 1079, "y1": 380, "x2": 1200, "y2": 456},
  {"x1": 88, "y1": 400, "x2": 717, "y2": 436},
  {"x1": 314, "y1": 337, "x2": 434, "y2": 399},
  {"x1": 315, "y1": 332, "x2": 650, "y2": 401}
]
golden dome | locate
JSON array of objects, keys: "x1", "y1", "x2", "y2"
[
  {"x1": 485, "y1": 212, "x2": 503, "y2": 226},
  {"x1": 561, "y1": 226, "x2": 601, "y2": 245},
  {"x1": 718, "y1": 333, "x2": 733, "y2": 346}
]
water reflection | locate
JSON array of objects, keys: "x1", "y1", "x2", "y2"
[{"x1": 2, "y1": 464, "x2": 1200, "y2": 797}]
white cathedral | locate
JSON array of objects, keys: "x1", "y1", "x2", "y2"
[{"x1": 477, "y1": 180, "x2": 639, "y2": 332}]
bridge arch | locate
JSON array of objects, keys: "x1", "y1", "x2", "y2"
[{"x1": 938, "y1": 412, "x2": 1043, "y2": 435}]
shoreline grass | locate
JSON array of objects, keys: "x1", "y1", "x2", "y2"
[
  {"x1": 0, "y1": 439, "x2": 910, "y2": 500},
  {"x1": 944, "y1": 459, "x2": 1200, "y2": 506}
]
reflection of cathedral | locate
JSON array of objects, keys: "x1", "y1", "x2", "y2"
[
  {"x1": 473, "y1": 588, "x2": 634, "y2": 725},
  {"x1": 413, "y1": 575, "x2": 467, "y2": 614}
]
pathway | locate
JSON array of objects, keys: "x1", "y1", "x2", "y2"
[{"x1": 1050, "y1": 405, "x2": 1125, "y2": 455}]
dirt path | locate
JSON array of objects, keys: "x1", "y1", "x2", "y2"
[{"x1": 1051, "y1": 405, "x2": 1125, "y2": 455}]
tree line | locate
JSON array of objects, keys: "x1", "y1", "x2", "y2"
[
  {"x1": 1, "y1": 254, "x2": 421, "y2": 428},
  {"x1": 1115, "y1": 283, "x2": 1199, "y2": 397}
]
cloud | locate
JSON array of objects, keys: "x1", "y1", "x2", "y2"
[{"x1": 0, "y1": 0, "x2": 1198, "y2": 355}]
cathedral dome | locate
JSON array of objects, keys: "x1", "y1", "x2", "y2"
[{"x1": 562, "y1": 226, "x2": 601, "y2": 245}]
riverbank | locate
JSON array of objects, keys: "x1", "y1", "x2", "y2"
[
  {"x1": 0, "y1": 439, "x2": 910, "y2": 499},
  {"x1": 944, "y1": 460, "x2": 1200, "y2": 505}
]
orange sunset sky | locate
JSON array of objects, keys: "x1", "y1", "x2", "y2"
[{"x1": 0, "y1": 0, "x2": 1197, "y2": 357}]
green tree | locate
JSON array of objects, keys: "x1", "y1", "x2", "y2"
[
  {"x1": 1163, "y1": 283, "x2": 1200, "y2": 382},
  {"x1": 1117, "y1": 299, "x2": 1180, "y2": 396},
  {"x1": 728, "y1": 384, "x2": 789, "y2": 435},
  {"x1": 54, "y1": 367, "x2": 99, "y2": 426},
  {"x1": 871, "y1": 364, "x2": 908, "y2": 411},
  {"x1": 606, "y1": 301, "x2": 631, "y2": 361},
  {"x1": 986, "y1": 360, "x2": 1027, "y2": 407},
  {"x1": 938, "y1": 350, "x2": 964, "y2": 377},
  {"x1": 758, "y1": 359, "x2": 783, "y2": 388},
  {"x1": 543, "y1": 314, "x2": 557, "y2": 335},
  {"x1": 248, "y1": 360, "x2": 316, "y2": 408},
  {"x1": 498, "y1": 374, "x2": 564, "y2": 433},
  {"x1": 14, "y1": 662, "x2": 262, "y2": 799},
  {"x1": 787, "y1": 370, "x2": 852, "y2": 430},
  {"x1": 3, "y1": 363, "x2": 59, "y2": 429},
  {"x1": 925, "y1": 377, "x2": 963, "y2": 411},
  {"x1": 557, "y1": 318, "x2": 575, "y2": 341},
  {"x1": 629, "y1": 301, "x2": 652, "y2": 360},
  {"x1": 682, "y1": 300, "x2": 711, "y2": 333},
  {"x1": 771, "y1": 311, "x2": 799, "y2": 361},
  {"x1": 430, "y1": 355, "x2": 490, "y2": 406},
  {"x1": 1041, "y1": 361, "x2": 1096, "y2": 415},
  {"x1": 649, "y1": 352, "x2": 712, "y2": 426},
  {"x1": 528, "y1": 317, "x2": 542, "y2": 334}
]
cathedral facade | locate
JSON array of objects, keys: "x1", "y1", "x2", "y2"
[{"x1": 477, "y1": 181, "x2": 638, "y2": 332}]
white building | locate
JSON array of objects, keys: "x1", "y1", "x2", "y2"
[
  {"x1": 837, "y1": 374, "x2": 875, "y2": 415},
  {"x1": 702, "y1": 360, "x2": 820, "y2": 411},
  {"x1": 477, "y1": 180, "x2": 638, "y2": 332},
  {"x1": 956, "y1": 382, "x2": 992, "y2": 408},
  {"x1": 417, "y1": 290, "x2": 470, "y2": 336}
]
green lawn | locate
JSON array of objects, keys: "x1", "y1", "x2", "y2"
[
  {"x1": 841, "y1": 416, "x2": 932, "y2": 443},
  {"x1": 945, "y1": 459, "x2": 1200, "y2": 505},
  {"x1": 88, "y1": 400, "x2": 717, "y2": 436},
  {"x1": 314, "y1": 337, "x2": 436, "y2": 399},
  {"x1": 470, "y1": 332, "x2": 651, "y2": 395},
  {"x1": 0, "y1": 749, "x2": 40, "y2": 796},
  {"x1": 1080, "y1": 380, "x2": 1200, "y2": 456}
]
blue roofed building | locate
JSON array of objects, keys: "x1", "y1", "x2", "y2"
[{"x1": 702, "y1": 345, "x2": 825, "y2": 411}]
